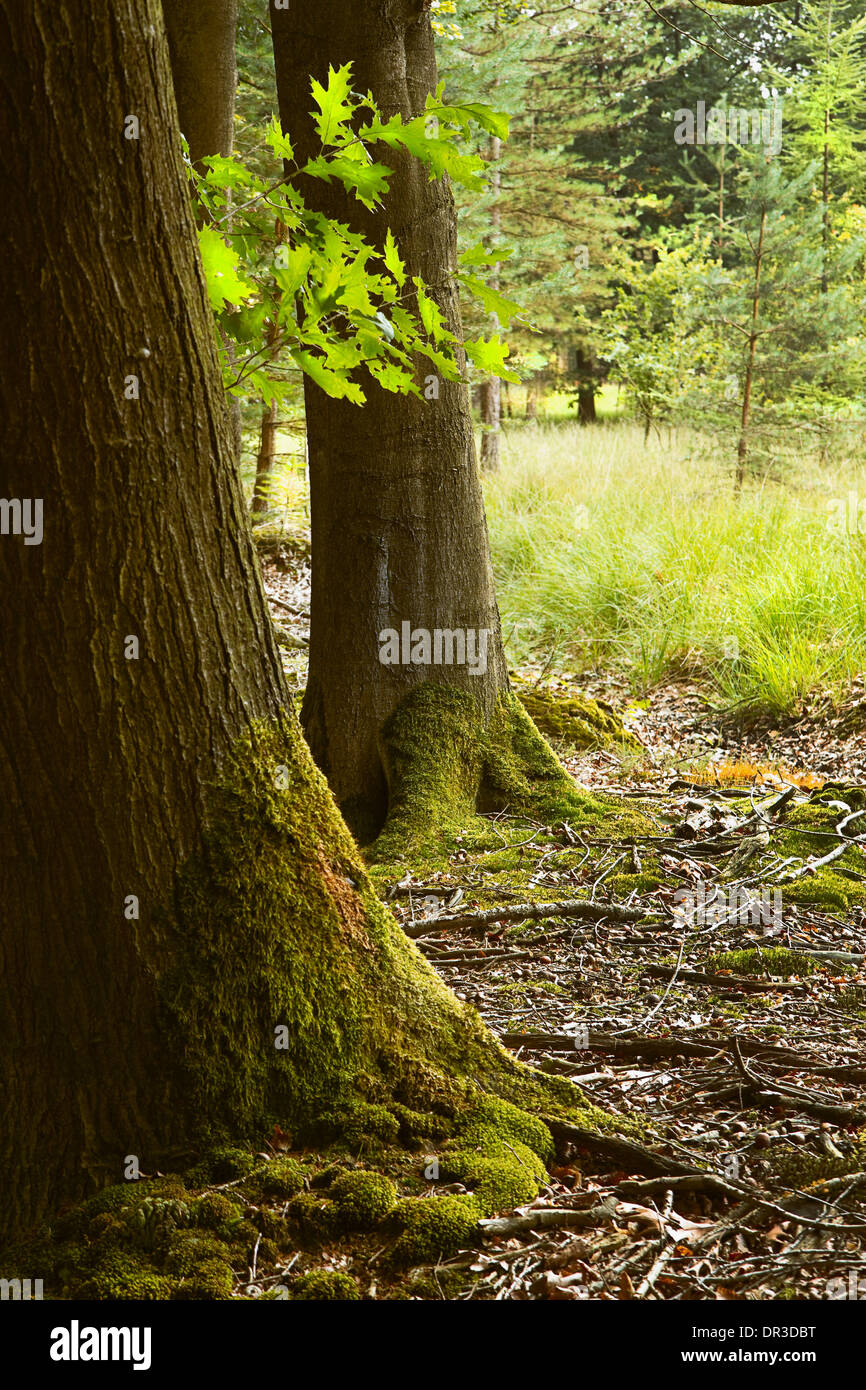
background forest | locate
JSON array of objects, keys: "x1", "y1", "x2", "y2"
[{"x1": 230, "y1": 0, "x2": 866, "y2": 726}]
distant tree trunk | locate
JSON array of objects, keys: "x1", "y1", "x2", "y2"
[
  {"x1": 270, "y1": 0, "x2": 516, "y2": 839},
  {"x1": 736, "y1": 204, "x2": 766, "y2": 489},
  {"x1": 162, "y1": 0, "x2": 238, "y2": 170},
  {"x1": 163, "y1": 0, "x2": 243, "y2": 464},
  {"x1": 252, "y1": 400, "x2": 278, "y2": 514},
  {"x1": 526, "y1": 379, "x2": 539, "y2": 420},
  {"x1": 480, "y1": 376, "x2": 502, "y2": 470},
  {"x1": 480, "y1": 134, "x2": 502, "y2": 473},
  {"x1": 575, "y1": 346, "x2": 597, "y2": 424},
  {"x1": 0, "y1": 0, "x2": 536, "y2": 1243}
]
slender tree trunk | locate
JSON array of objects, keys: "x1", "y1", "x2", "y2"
[
  {"x1": 270, "y1": 0, "x2": 513, "y2": 839},
  {"x1": 526, "y1": 379, "x2": 539, "y2": 420},
  {"x1": 718, "y1": 144, "x2": 725, "y2": 261},
  {"x1": 0, "y1": 0, "x2": 507, "y2": 1241},
  {"x1": 252, "y1": 400, "x2": 279, "y2": 513},
  {"x1": 736, "y1": 204, "x2": 767, "y2": 489},
  {"x1": 479, "y1": 134, "x2": 502, "y2": 473},
  {"x1": 575, "y1": 345, "x2": 597, "y2": 424}
]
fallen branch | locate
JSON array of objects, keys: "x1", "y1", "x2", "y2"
[
  {"x1": 402, "y1": 897, "x2": 663, "y2": 939},
  {"x1": 542, "y1": 1118, "x2": 705, "y2": 1179},
  {"x1": 479, "y1": 1198, "x2": 618, "y2": 1238}
]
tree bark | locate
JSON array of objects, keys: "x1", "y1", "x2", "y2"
[
  {"x1": 162, "y1": 0, "x2": 238, "y2": 170},
  {"x1": 0, "y1": 0, "x2": 509, "y2": 1241},
  {"x1": 270, "y1": 0, "x2": 512, "y2": 839},
  {"x1": 479, "y1": 134, "x2": 502, "y2": 473},
  {"x1": 736, "y1": 204, "x2": 766, "y2": 488},
  {"x1": 163, "y1": 0, "x2": 243, "y2": 463},
  {"x1": 252, "y1": 399, "x2": 279, "y2": 514},
  {"x1": 575, "y1": 345, "x2": 597, "y2": 424}
]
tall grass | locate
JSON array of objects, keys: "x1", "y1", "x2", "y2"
[{"x1": 485, "y1": 421, "x2": 866, "y2": 718}]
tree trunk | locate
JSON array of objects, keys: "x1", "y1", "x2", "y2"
[
  {"x1": 163, "y1": 0, "x2": 243, "y2": 463},
  {"x1": 252, "y1": 400, "x2": 279, "y2": 514},
  {"x1": 270, "y1": 0, "x2": 517, "y2": 840},
  {"x1": 736, "y1": 204, "x2": 767, "y2": 489},
  {"x1": 480, "y1": 375, "x2": 502, "y2": 471},
  {"x1": 575, "y1": 346, "x2": 597, "y2": 424},
  {"x1": 0, "y1": 0, "x2": 527, "y2": 1242},
  {"x1": 479, "y1": 134, "x2": 502, "y2": 473},
  {"x1": 526, "y1": 379, "x2": 539, "y2": 420},
  {"x1": 162, "y1": 0, "x2": 238, "y2": 171}
]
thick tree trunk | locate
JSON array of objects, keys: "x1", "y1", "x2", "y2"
[
  {"x1": 270, "y1": 0, "x2": 511, "y2": 839},
  {"x1": 0, "y1": 0, "x2": 506, "y2": 1242}
]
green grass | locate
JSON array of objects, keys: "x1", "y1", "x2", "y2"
[{"x1": 485, "y1": 421, "x2": 866, "y2": 719}]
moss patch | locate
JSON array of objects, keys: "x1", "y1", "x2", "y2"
[
  {"x1": 389, "y1": 1194, "x2": 481, "y2": 1265},
  {"x1": 292, "y1": 1269, "x2": 360, "y2": 1300},
  {"x1": 514, "y1": 682, "x2": 641, "y2": 752},
  {"x1": 706, "y1": 948, "x2": 821, "y2": 979}
]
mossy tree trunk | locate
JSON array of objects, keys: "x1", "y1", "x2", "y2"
[
  {"x1": 270, "y1": 0, "x2": 574, "y2": 844},
  {"x1": 0, "y1": 0, "x2": 535, "y2": 1243}
]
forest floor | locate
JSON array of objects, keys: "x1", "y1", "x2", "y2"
[{"x1": 260, "y1": 550, "x2": 866, "y2": 1301}]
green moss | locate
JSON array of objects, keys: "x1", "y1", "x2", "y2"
[
  {"x1": 77, "y1": 1252, "x2": 172, "y2": 1301},
  {"x1": 253, "y1": 1156, "x2": 306, "y2": 1199},
  {"x1": 159, "y1": 717, "x2": 505, "y2": 1159},
  {"x1": 342, "y1": 1102, "x2": 401, "y2": 1146},
  {"x1": 388, "y1": 1104, "x2": 454, "y2": 1145},
  {"x1": 706, "y1": 948, "x2": 821, "y2": 978},
  {"x1": 436, "y1": 1096, "x2": 552, "y2": 1215},
  {"x1": 285, "y1": 1191, "x2": 341, "y2": 1241},
  {"x1": 249, "y1": 1209, "x2": 287, "y2": 1241},
  {"x1": 173, "y1": 1257, "x2": 234, "y2": 1300},
  {"x1": 514, "y1": 683, "x2": 641, "y2": 752},
  {"x1": 606, "y1": 871, "x2": 662, "y2": 897},
  {"x1": 201, "y1": 1146, "x2": 259, "y2": 1183},
  {"x1": 330, "y1": 1171, "x2": 396, "y2": 1227},
  {"x1": 292, "y1": 1270, "x2": 360, "y2": 1301},
  {"x1": 771, "y1": 1144, "x2": 866, "y2": 1188},
  {"x1": 370, "y1": 684, "x2": 651, "y2": 865},
  {"x1": 164, "y1": 1234, "x2": 229, "y2": 1275},
  {"x1": 772, "y1": 801, "x2": 866, "y2": 910},
  {"x1": 123, "y1": 1196, "x2": 191, "y2": 1251},
  {"x1": 390, "y1": 1195, "x2": 481, "y2": 1265},
  {"x1": 191, "y1": 1193, "x2": 245, "y2": 1230},
  {"x1": 222, "y1": 1218, "x2": 259, "y2": 1252}
]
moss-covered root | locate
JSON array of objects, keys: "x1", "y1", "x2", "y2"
[{"x1": 370, "y1": 682, "x2": 649, "y2": 864}]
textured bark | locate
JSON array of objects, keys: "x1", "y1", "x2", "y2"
[
  {"x1": 0, "y1": 0, "x2": 491, "y2": 1241},
  {"x1": 252, "y1": 400, "x2": 279, "y2": 514},
  {"x1": 163, "y1": 0, "x2": 243, "y2": 461},
  {"x1": 479, "y1": 134, "x2": 502, "y2": 473},
  {"x1": 270, "y1": 0, "x2": 509, "y2": 839},
  {"x1": 162, "y1": 0, "x2": 238, "y2": 169}
]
